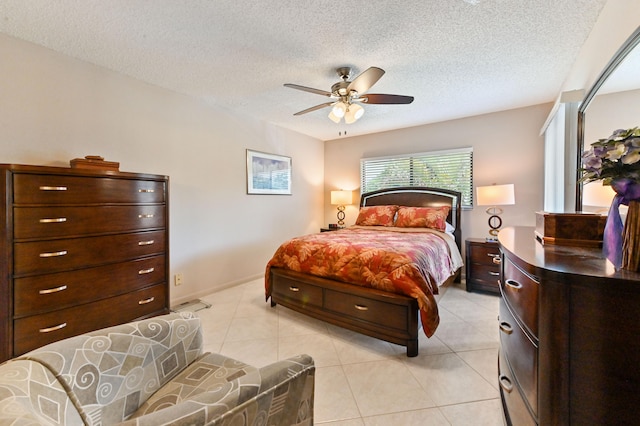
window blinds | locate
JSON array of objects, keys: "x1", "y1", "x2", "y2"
[{"x1": 360, "y1": 147, "x2": 473, "y2": 207}]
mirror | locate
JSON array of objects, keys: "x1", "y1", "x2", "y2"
[{"x1": 576, "y1": 25, "x2": 640, "y2": 211}]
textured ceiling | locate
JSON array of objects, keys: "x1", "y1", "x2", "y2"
[{"x1": 0, "y1": 0, "x2": 609, "y2": 141}]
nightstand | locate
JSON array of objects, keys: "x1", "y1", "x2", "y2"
[
  {"x1": 320, "y1": 227, "x2": 339, "y2": 232},
  {"x1": 465, "y1": 238, "x2": 501, "y2": 294}
]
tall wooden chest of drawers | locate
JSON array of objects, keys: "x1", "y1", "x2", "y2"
[
  {"x1": 0, "y1": 164, "x2": 170, "y2": 363},
  {"x1": 498, "y1": 226, "x2": 640, "y2": 425}
]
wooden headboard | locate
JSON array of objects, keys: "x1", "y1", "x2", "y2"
[{"x1": 360, "y1": 186, "x2": 462, "y2": 252}]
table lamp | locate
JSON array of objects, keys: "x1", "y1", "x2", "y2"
[
  {"x1": 476, "y1": 183, "x2": 515, "y2": 241},
  {"x1": 331, "y1": 190, "x2": 353, "y2": 228}
]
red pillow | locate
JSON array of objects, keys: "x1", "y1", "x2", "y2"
[
  {"x1": 355, "y1": 205, "x2": 399, "y2": 226},
  {"x1": 395, "y1": 206, "x2": 451, "y2": 231}
]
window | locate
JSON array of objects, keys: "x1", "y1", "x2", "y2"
[{"x1": 360, "y1": 147, "x2": 474, "y2": 207}]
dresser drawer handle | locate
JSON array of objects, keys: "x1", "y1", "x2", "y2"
[
  {"x1": 492, "y1": 256, "x2": 501, "y2": 265},
  {"x1": 499, "y1": 375, "x2": 513, "y2": 393},
  {"x1": 39, "y1": 250, "x2": 68, "y2": 258},
  {"x1": 39, "y1": 217, "x2": 67, "y2": 223},
  {"x1": 138, "y1": 240, "x2": 155, "y2": 246},
  {"x1": 138, "y1": 214, "x2": 155, "y2": 218},
  {"x1": 138, "y1": 189, "x2": 155, "y2": 193},
  {"x1": 138, "y1": 297, "x2": 155, "y2": 305},
  {"x1": 289, "y1": 286, "x2": 300, "y2": 292},
  {"x1": 39, "y1": 186, "x2": 67, "y2": 191},
  {"x1": 499, "y1": 321, "x2": 513, "y2": 335},
  {"x1": 487, "y1": 253, "x2": 500, "y2": 258},
  {"x1": 138, "y1": 267, "x2": 155, "y2": 275},
  {"x1": 39, "y1": 323, "x2": 67, "y2": 333},
  {"x1": 505, "y1": 279, "x2": 523, "y2": 290},
  {"x1": 354, "y1": 304, "x2": 368, "y2": 311},
  {"x1": 39, "y1": 285, "x2": 68, "y2": 295},
  {"x1": 488, "y1": 271, "x2": 500, "y2": 276}
]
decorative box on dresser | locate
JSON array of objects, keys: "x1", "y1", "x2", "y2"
[
  {"x1": 497, "y1": 226, "x2": 640, "y2": 425},
  {"x1": 465, "y1": 238, "x2": 500, "y2": 294},
  {"x1": 0, "y1": 164, "x2": 170, "y2": 363}
]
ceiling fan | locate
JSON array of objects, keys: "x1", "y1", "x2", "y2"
[{"x1": 284, "y1": 66, "x2": 414, "y2": 124}]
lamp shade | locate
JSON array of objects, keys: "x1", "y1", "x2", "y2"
[
  {"x1": 582, "y1": 181, "x2": 615, "y2": 208},
  {"x1": 476, "y1": 184, "x2": 515, "y2": 206},
  {"x1": 331, "y1": 190, "x2": 353, "y2": 205}
]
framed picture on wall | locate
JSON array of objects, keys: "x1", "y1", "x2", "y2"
[{"x1": 246, "y1": 149, "x2": 292, "y2": 195}]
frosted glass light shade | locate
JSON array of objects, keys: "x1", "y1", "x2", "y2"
[
  {"x1": 332, "y1": 102, "x2": 347, "y2": 118},
  {"x1": 344, "y1": 104, "x2": 364, "y2": 124},
  {"x1": 328, "y1": 110, "x2": 341, "y2": 123}
]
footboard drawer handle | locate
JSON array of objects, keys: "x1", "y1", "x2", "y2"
[
  {"x1": 499, "y1": 375, "x2": 513, "y2": 393},
  {"x1": 354, "y1": 304, "x2": 368, "y2": 311},
  {"x1": 289, "y1": 286, "x2": 300, "y2": 292},
  {"x1": 138, "y1": 214, "x2": 155, "y2": 218},
  {"x1": 492, "y1": 256, "x2": 501, "y2": 265},
  {"x1": 39, "y1": 217, "x2": 67, "y2": 223},
  {"x1": 138, "y1": 297, "x2": 155, "y2": 305},
  {"x1": 39, "y1": 285, "x2": 68, "y2": 295},
  {"x1": 39, "y1": 323, "x2": 67, "y2": 333},
  {"x1": 488, "y1": 271, "x2": 500, "y2": 276},
  {"x1": 499, "y1": 321, "x2": 513, "y2": 335},
  {"x1": 39, "y1": 186, "x2": 67, "y2": 191},
  {"x1": 505, "y1": 279, "x2": 523, "y2": 290},
  {"x1": 138, "y1": 267, "x2": 155, "y2": 275},
  {"x1": 138, "y1": 240, "x2": 155, "y2": 246},
  {"x1": 39, "y1": 250, "x2": 68, "y2": 258},
  {"x1": 138, "y1": 188, "x2": 155, "y2": 193}
]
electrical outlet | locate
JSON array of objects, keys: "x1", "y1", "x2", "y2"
[{"x1": 174, "y1": 273, "x2": 183, "y2": 286}]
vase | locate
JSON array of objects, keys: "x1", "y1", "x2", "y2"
[{"x1": 622, "y1": 200, "x2": 640, "y2": 271}]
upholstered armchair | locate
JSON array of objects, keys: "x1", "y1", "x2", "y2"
[{"x1": 0, "y1": 312, "x2": 314, "y2": 425}]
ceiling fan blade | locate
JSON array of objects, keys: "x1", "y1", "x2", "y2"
[
  {"x1": 362, "y1": 94, "x2": 414, "y2": 104},
  {"x1": 293, "y1": 102, "x2": 334, "y2": 116},
  {"x1": 284, "y1": 83, "x2": 332, "y2": 97},
  {"x1": 347, "y1": 67, "x2": 385, "y2": 94}
]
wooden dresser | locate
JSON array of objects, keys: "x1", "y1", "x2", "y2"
[
  {"x1": 498, "y1": 226, "x2": 640, "y2": 425},
  {"x1": 0, "y1": 164, "x2": 170, "y2": 363}
]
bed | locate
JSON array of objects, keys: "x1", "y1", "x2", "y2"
[{"x1": 265, "y1": 186, "x2": 463, "y2": 356}]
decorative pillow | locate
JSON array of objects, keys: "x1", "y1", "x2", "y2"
[
  {"x1": 355, "y1": 205, "x2": 399, "y2": 226},
  {"x1": 395, "y1": 206, "x2": 451, "y2": 231}
]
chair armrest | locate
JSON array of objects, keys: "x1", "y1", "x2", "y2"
[
  {"x1": 117, "y1": 354, "x2": 315, "y2": 426},
  {"x1": 0, "y1": 359, "x2": 84, "y2": 425}
]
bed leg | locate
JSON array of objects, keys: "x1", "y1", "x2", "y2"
[
  {"x1": 407, "y1": 340, "x2": 418, "y2": 357},
  {"x1": 270, "y1": 300, "x2": 277, "y2": 307}
]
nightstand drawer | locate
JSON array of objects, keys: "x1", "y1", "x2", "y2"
[
  {"x1": 468, "y1": 263, "x2": 500, "y2": 283},
  {"x1": 469, "y1": 244, "x2": 501, "y2": 264}
]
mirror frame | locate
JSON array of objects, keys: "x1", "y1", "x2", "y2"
[{"x1": 576, "y1": 25, "x2": 640, "y2": 211}]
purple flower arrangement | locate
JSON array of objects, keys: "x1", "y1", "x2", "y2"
[{"x1": 581, "y1": 127, "x2": 640, "y2": 184}]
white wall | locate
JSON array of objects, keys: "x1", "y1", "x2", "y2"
[
  {"x1": 324, "y1": 104, "x2": 550, "y2": 245},
  {"x1": 0, "y1": 34, "x2": 324, "y2": 305}
]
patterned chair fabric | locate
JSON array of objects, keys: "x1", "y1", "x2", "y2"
[{"x1": 0, "y1": 312, "x2": 315, "y2": 426}]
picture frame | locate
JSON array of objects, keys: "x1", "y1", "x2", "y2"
[{"x1": 246, "y1": 149, "x2": 292, "y2": 195}]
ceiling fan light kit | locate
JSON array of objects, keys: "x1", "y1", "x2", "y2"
[{"x1": 285, "y1": 66, "x2": 414, "y2": 125}]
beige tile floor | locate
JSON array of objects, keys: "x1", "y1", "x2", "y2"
[{"x1": 195, "y1": 278, "x2": 503, "y2": 425}]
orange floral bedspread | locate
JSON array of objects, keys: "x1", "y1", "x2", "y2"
[{"x1": 265, "y1": 226, "x2": 463, "y2": 337}]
